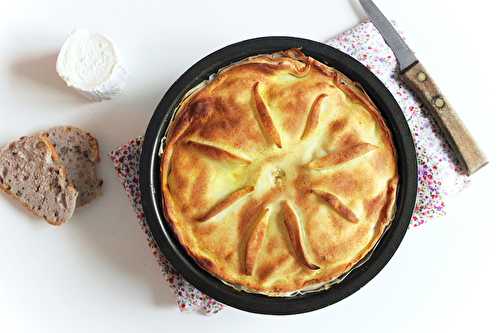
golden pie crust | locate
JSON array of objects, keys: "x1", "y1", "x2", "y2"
[{"x1": 160, "y1": 49, "x2": 398, "y2": 296}]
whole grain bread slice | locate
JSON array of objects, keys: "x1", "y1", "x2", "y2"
[
  {"x1": 44, "y1": 126, "x2": 103, "y2": 207},
  {"x1": 0, "y1": 135, "x2": 78, "y2": 225}
]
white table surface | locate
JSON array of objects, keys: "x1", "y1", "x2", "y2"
[{"x1": 1, "y1": 0, "x2": 499, "y2": 332}]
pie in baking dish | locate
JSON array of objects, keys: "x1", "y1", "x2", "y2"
[{"x1": 160, "y1": 49, "x2": 398, "y2": 296}]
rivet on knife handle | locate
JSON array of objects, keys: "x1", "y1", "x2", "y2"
[{"x1": 402, "y1": 62, "x2": 488, "y2": 175}]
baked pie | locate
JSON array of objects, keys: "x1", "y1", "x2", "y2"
[{"x1": 160, "y1": 49, "x2": 398, "y2": 296}]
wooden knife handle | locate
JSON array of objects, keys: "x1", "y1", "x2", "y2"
[{"x1": 401, "y1": 62, "x2": 487, "y2": 175}]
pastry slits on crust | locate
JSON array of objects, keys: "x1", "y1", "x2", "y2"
[
  {"x1": 161, "y1": 49, "x2": 398, "y2": 296},
  {"x1": 282, "y1": 201, "x2": 320, "y2": 270},
  {"x1": 307, "y1": 143, "x2": 377, "y2": 169},
  {"x1": 252, "y1": 82, "x2": 283, "y2": 148},
  {"x1": 301, "y1": 94, "x2": 328, "y2": 140},
  {"x1": 244, "y1": 207, "x2": 270, "y2": 275},
  {"x1": 186, "y1": 140, "x2": 252, "y2": 164},
  {"x1": 311, "y1": 189, "x2": 358, "y2": 223},
  {"x1": 196, "y1": 186, "x2": 254, "y2": 222}
]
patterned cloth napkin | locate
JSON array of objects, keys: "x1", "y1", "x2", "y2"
[{"x1": 109, "y1": 21, "x2": 469, "y2": 315}]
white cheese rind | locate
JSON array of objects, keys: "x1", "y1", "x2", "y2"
[{"x1": 56, "y1": 29, "x2": 127, "y2": 101}]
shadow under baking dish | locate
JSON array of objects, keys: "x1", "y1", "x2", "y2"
[{"x1": 139, "y1": 37, "x2": 417, "y2": 315}]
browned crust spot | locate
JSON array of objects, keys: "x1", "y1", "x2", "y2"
[
  {"x1": 252, "y1": 82, "x2": 282, "y2": 148},
  {"x1": 168, "y1": 98, "x2": 215, "y2": 148},
  {"x1": 289, "y1": 58, "x2": 311, "y2": 78},
  {"x1": 364, "y1": 190, "x2": 386, "y2": 218},
  {"x1": 185, "y1": 140, "x2": 251, "y2": 164},
  {"x1": 196, "y1": 186, "x2": 254, "y2": 222},
  {"x1": 311, "y1": 189, "x2": 358, "y2": 223},
  {"x1": 377, "y1": 177, "x2": 398, "y2": 228},
  {"x1": 329, "y1": 118, "x2": 348, "y2": 134},
  {"x1": 301, "y1": 94, "x2": 328, "y2": 140},
  {"x1": 257, "y1": 254, "x2": 289, "y2": 281},
  {"x1": 307, "y1": 142, "x2": 377, "y2": 169},
  {"x1": 244, "y1": 207, "x2": 270, "y2": 275},
  {"x1": 282, "y1": 201, "x2": 319, "y2": 270}
]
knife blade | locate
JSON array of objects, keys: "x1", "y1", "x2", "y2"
[
  {"x1": 359, "y1": 0, "x2": 416, "y2": 71},
  {"x1": 359, "y1": 0, "x2": 487, "y2": 175}
]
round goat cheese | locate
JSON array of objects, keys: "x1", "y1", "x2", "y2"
[{"x1": 56, "y1": 30, "x2": 127, "y2": 101}]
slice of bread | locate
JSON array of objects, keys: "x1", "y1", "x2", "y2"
[
  {"x1": 0, "y1": 135, "x2": 78, "y2": 225},
  {"x1": 45, "y1": 126, "x2": 102, "y2": 207}
]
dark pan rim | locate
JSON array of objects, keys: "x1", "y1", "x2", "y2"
[{"x1": 140, "y1": 36, "x2": 417, "y2": 315}]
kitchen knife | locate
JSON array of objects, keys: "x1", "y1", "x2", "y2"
[{"x1": 359, "y1": 0, "x2": 487, "y2": 175}]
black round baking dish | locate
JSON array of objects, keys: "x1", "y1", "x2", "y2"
[{"x1": 140, "y1": 36, "x2": 417, "y2": 315}]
